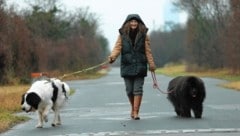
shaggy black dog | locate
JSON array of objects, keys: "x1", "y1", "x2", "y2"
[{"x1": 167, "y1": 76, "x2": 206, "y2": 118}]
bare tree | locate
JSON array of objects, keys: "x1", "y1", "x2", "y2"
[
  {"x1": 223, "y1": 0, "x2": 240, "y2": 73},
  {"x1": 175, "y1": 0, "x2": 229, "y2": 70}
]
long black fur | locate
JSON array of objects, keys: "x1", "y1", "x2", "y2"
[{"x1": 167, "y1": 76, "x2": 206, "y2": 118}]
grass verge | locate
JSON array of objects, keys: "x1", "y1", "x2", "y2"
[
  {"x1": 0, "y1": 85, "x2": 30, "y2": 133},
  {"x1": 0, "y1": 110, "x2": 29, "y2": 133},
  {"x1": 156, "y1": 64, "x2": 240, "y2": 91}
]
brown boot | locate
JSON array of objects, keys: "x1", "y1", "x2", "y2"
[
  {"x1": 133, "y1": 95, "x2": 142, "y2": 120},
  {"x1": 128, "y1": 96, "x2": 134, "y2": 119}
]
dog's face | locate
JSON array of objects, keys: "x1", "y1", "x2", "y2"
[
  {"x1": 189, "y1": 88, "x2": 198, "y2": 98},
  {"x1": 21, "y1": 92, "x2": 41, "y2": 112}
]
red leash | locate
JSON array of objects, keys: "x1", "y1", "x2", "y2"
[{"x1": 151, "y1": 71, "x2": 173, "y2": 94}]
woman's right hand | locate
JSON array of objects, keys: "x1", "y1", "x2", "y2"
[{"x1": 108, "y1": 56, "x2": 115, "y2": 64}]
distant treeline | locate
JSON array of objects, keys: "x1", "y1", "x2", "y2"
[
  {"x1": 1, "y1": 0, "x2": 240, "y2": 84},
  {"x1": 0, "y1": 0, "x2": 109, "y2": 84},
  {"x1": 150, "y1": 0, "x2": 240, "y2": 74}
]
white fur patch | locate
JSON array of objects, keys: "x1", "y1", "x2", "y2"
[{"x1": 21, "y1": 78, "x2": 70, "y2": 128}]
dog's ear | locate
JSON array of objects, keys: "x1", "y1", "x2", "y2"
[
  {"x1": 21, "y1": 93, "x2": 26, "y2": 105},
  {"x1": 26, "y1": 92, "x2": 41, "y2": 109}
]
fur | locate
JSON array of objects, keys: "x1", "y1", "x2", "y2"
[
  {"x1": 21, "y1": 78, "x2": 70, "y2": 128},
  {"x1": 167, "y1": 76, "x2": 206, "y2": 118}
]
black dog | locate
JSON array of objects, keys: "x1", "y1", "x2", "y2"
[{"x1": 167, "y1": 76, "x2": 206, "y2": 118}]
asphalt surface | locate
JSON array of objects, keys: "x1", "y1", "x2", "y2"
[{"x1": 2, "y1": 67, "x2": 240, "y2": 136}]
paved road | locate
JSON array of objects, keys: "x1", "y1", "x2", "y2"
[{"x1": 2, "y1": 67, "x2": 240, "y2": 136}]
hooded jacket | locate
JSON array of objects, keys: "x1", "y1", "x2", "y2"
[
  {"x1": 121, "y1": 14, "x2": 145, "y2": 26},
  {"x1": 110, "y1": 14, "x2": 155, "y2": 77}
]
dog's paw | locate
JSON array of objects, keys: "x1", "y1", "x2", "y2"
[
  {"x1": 51, "y1": 122, "x2": 61, "y2": 127},
  {"x1": 43, "y1": 115, "x2": 48, "y2": 122},
  {"x1": 56, "y1": 122, "x2": 62, "y2": 125},
  {"x1": 35, "y1": 124, "x2": 43, "y2": 128},
  {"x1": 195, "y1": 115, "x2": 202, "y2": 119}
]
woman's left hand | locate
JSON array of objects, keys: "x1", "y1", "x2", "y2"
[{"x1": 149, "y1": 65, "x2": 156, "y2": 72}]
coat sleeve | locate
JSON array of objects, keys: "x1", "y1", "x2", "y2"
[
  {"x1": 109, "y1": 35, "x2": 122, "y2": 61},
  {"x1": 145, "y1": 35, "x2": 156, "y2": 70}
]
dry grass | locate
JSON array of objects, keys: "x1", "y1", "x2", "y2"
[
  {"x1": 221, "y1": 81, "x2": 240, "y2": 91},
  {"x1": 156, "y1": 64, "x2": 240, "y2": 91},
  {"x1": 0, "y1": 85, "x2": 29, "y2": 111},
  {"x1": 0, "y1": 85, "x2": 30, "y2": 133},
  {"x1": 156, "y1": 64, "x2": 187, "y2": 76}
]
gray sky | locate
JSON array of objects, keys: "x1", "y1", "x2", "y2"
[{"x1": 6, "y1": 0, "x2": 188, "y2": 49}]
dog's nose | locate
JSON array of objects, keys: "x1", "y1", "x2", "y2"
[{"x1": 22, "y1": 107, "x2": 25, "y2": 111}]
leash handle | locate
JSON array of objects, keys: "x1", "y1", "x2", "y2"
[
  {"x1": 151, "y1": 71, "x2": 159, "y2": 89},
  {"x1": 151, "y1": 71, "x2": 173, "y2": 94}
]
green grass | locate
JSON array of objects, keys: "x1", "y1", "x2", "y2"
[{"x1": 0, "y1": 109, "x2": 29, "y2": 133}]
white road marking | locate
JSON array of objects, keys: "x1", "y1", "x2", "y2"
[
  {"x1": 53, "y1": 128, "x2": 240, "y2": 136},
  {"x1": 207, "y1": 104, "x2": 240, "y2": 110}
]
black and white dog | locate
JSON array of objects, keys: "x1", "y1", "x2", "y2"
[
  {"x1": 167, "y1": 76, "x2": 206, "y2": 118},
  {"x1": 21, "y1": 78, "x2": 70, "y2": 128}
]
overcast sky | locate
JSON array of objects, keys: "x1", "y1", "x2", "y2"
[{"x1": 6, "y1": 0, "x2": 188, "y2": 49}]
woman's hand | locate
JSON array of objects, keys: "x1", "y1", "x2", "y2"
[
  {"x1": 149, "y1": 64, "x2": 156, "y2": 72},
  {"x1": 108, "y1": 56, "x2": 115, "y2": 64}
]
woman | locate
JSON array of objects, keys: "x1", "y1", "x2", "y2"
[{"x1": 108, "y1": 14, "x2": 156, "y2": 120}]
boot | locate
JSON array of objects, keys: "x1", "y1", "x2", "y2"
[
  {"x1": 128, "y1": 96, "x2": 134, "y2": 119},
  {"x1": 133, "y1": 95, "x2": 142, "y2": 120}
]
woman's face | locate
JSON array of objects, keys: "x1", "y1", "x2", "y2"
[{"x1": 130, "y1": 19, "x2": 138, "y2": 30}]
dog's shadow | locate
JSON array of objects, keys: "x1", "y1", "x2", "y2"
[
  {"x1": 168, "y1": 115, "x2": 207, "y2": 122},
  {"x1": 28, "y1": 125, "x2": 66, "y2": 134}
]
